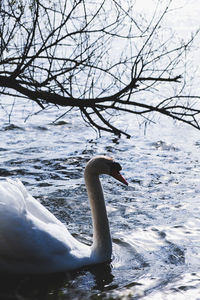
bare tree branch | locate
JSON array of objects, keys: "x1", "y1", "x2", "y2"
[{"x1": 0, "y1": 0, "x2": 200, "y2": 136}]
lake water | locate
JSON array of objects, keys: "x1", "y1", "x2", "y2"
[{"x1": 1, "y1": 1, "x2": 200, "y2": 299}]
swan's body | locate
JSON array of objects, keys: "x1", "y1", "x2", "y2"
[{"x1": 0, "y1": 156, "x2": 127, "y2": 273}]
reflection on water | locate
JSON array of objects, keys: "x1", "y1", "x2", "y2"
[{"x1": 0, "y1": 264, "x2": 115, "y2": 300}]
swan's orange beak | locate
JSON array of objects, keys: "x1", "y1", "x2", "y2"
[{"x1": 111, "y1": 170, "x2": 128, "y2": 186}]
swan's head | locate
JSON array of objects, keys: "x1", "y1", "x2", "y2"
[{"x1": 85, "y1": 156, "x2": 128, "y2": 185}]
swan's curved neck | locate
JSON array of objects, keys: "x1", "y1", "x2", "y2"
[{"x1": 84, "y1": 171, "x2": 112, "y2": 262}]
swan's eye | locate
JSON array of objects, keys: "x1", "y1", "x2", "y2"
[{"x1": 110, "y1": 162, "x2": 122, "y2": 172}]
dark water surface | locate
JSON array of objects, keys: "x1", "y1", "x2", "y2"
[{"x1": 1, "y1": 102, "x2": 200, "y2": 299}]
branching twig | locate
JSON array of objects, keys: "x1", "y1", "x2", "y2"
[{"x1": 0, "y1": 0, "x2": 200, "y2": 136}]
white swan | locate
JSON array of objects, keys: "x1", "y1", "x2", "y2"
[{"x1": 0, "y1": 156, "x2": 128, "y2": 273}]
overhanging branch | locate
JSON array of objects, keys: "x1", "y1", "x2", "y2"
[{"x1": 0, "y1": 0, "x2": 200, "y2": 136}]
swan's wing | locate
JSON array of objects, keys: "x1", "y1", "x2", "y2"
[
  {"x1": 0, "y1": 211, "x2": 81, "y2": 272},
  {"x1": 0, "y1": 179, "x2": 91, "y2": 273},
  {"x1": 0, "y1": 208, "x2": 67, "y2": 257},
  {"x1": 0, "y1": 179, "x2": 73, "y2": 252},
  {"x1": 0, "y1": 180, "x2": 80, "y2": 272},
  {"x1": 0, "y1": 179, "x2": 26, "y2": 215},
  {"x1": 6, "y1": 179, "x2": 62, "y2": 225}
]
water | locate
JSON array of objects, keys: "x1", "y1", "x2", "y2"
[
  {"x1": 1, "y1": 1, "x2": 200, "y2": 299},
  {"x1": 1, "y1": 101, "x2": 200, "y2": 299}
]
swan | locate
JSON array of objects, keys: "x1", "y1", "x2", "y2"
[{"x1": 0, "y1": 156, "x2": 128, "y2": 273}]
